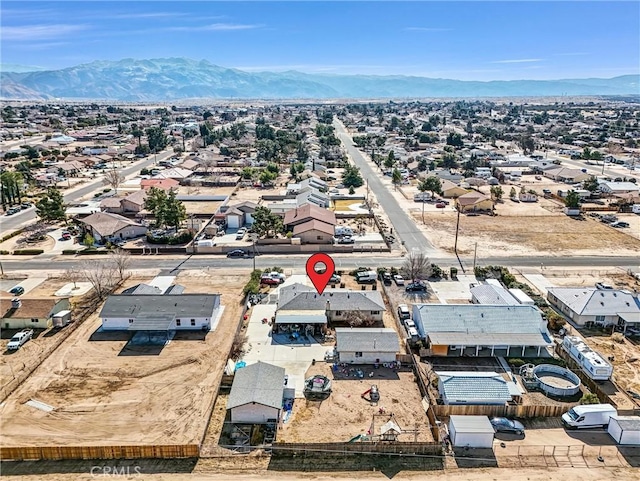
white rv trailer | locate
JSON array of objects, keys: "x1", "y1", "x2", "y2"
[{"x1": 562, "y1": 335, "x2": 613, "y2": 381}]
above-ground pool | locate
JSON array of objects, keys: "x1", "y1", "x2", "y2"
[{"x1": 532, "y1": 364, "x2": 581, "y2": 397}]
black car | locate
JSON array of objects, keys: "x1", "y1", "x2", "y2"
[
  {"x1": 226, "y1": 249, "x2": 250, "y2": 258},
  {"x1": 490, "y1": 417, "x2": 525, "y2": 435},
  {"x1": 405, "y1": 282, "x2": 427, "y2": 292},
  {"x1": 380, "y1": 271, "x2": 393, "y2": 285},
  {"x1": 9, "y1": 286, "x2": 25, "y2": 296}
]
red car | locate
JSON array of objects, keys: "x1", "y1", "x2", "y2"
[
  {"x1": 435, "y1": 202, "x2": 446, "y2": 208},
  {"x1": 61, "y1": 232, "x2": 72, "y2": 240},
  {"x1": 260, "y1": 276, "x2": 282, "y2": 286}
]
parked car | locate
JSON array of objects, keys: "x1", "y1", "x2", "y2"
[
  {"x1": 20, "y1": 202, "x2": 32, "y2": 209},
  {"x1": 393, "y1": 274, "x2": 405, "y2": 286},
  {"x1": 260, "y1": 276, "x2": 282, "y2": 285},
  {"x1": 490, "y1": 417, "x2": 525, "y2": 435},
  {"x1": 397, "y1": 304, "x2": 411, "y2": 320},
  {"x1": 226, "y1": 249, "x2": 250, "y2": 258},
  {"x1": 435, "y1": 202, "x2": 446, "y2": 208},
  {"x1": 7, "y1": 329, "x2": 34, "y2": 350},
  {"x1": 610, "y1": 221, "x2": 629, "y2": 228},
  {"x1": 380, "y1": 271, "x2": 393, "y2": 285},
  {"x1": 337, "y1": 236, "x2": 355, "y2": 244},
  {"x1": 404, "y1": 319, "x2": 417, "y2": 330},
  {"x1": 329, "y1": 274, "x2": 341, "y2": 284},
  {"x1": 235, "y1": 228, "x2": 247, "y2": 240},
  {"x1": 9, "y1": 286, "x2": 25, "y2": 296},
  {"x1": 405, "y1": 282, "x2": 427, "y2": 292},
  {"x1": 61, "y1": 232, "x2": 72, "y2": 240}
]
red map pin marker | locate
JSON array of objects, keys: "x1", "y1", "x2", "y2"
[{"x1": 306, "y1": 253, "x2": 335, "y2": 295}]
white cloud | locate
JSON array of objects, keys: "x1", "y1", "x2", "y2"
[
  {"x1": 2, "y1": 24, "x2": 88, "y2": 41},
  {"x1": 491, "y1": 58, "x2": 544, "y2": 64},
  {"x1": 404, "y1": 27, "x2": 452, "y2": 32},
  {"x1": 169, "y1": 23, "x2": 262, "y2": 32}
]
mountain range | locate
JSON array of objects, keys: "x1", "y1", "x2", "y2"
[{"x1": 1, "y1": 58, "x2": 638, "y2": 101}]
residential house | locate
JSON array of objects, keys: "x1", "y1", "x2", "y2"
[
  {"x1": 436, "y1": 371, "x2": 523, "y2": 405},
  {"x1": 292, "y1": 220, "x2": 334, "y2": 244},
  {"x1": 47, "y1": 160, "x2": 84, "y2": 176},
  {"x1": 412, "y1": 304, "x2": 553, "y2": 357},
  {"x1": 219, "y1": 201, "x2": 257, "y2": 228},
  {"x1": 275, "y1": 284, "x2": 385, "y2": 332},
  {"x1": 334, "y1": 327, "x2": 400, "y2": 364},
  {"x1": 79, "y1": 212, "x2": 147, "y2": 243},
  {"x1": 227, "y1": 362, "x2": 286, "y2": 424},
  {"x1": 140, "y1": 178, "x2": 180, "y2": 191},
  {"x1": 543, "y1": 167, "x2": 590, "y2": 183},
  {"x1": 287, "y1": 176, "x2": 327, "y2": 193},
  {"x1": 283, "y1": 204, "x2": 336, "y2": 230},
  {"x1": 470, "y1": 284, "x2": 519, "y2": 306},
  {"x1": 519, "y1": 191, "x2": 538, "y2": 202},
  {"x1": 440, "y1": 179, "x2": 469, "y2": 198},
  {"x1": 455, "y1": 191, "x2": 494, "y2": 213},
  {"x1": 99, "y1": 293, "x2": 221, "y2": 331},
  {"x1": 1, "y1": 297, "x2": 70, "y2": 330},
  {"x1": 599, "y1": 182, "x2": 640, "y2": 196},
  {"x1": 296, "y1": 187, "x2": 330, "y2": 208},
  {"x1": 100, "y1": 190, "x2": 147, "y2": 214},
  {"x1": 153, "y1": 167, "x2": 193, "y2": 181},
  {"x1": 546, "y1": 287, "x2": 640, "y2": 327}
]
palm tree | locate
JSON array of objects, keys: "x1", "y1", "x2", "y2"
[{"x1": 131, "y1": 124, "x2": 143, "y2": 147}]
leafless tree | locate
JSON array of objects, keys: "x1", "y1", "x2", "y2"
[
  {"x1": 109, "y1": 248, "x2": 132, "y2": 281},
  {"x1": 103, "y1": 168, "x2": 125, "y2": 193},
  {"x1": 400, "y1": 251, "x2": 432, "y2": 281},
  {"x1": 62, "y1": 267, "x2": 82, "y2": 290},
  {"x1": 80, "y1": 260, "x2": 117, "y2": 299},
  {"x1": 200, "y1": 158, "x2": 216, "y2": 175}
]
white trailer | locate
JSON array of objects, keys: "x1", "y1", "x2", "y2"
[
  {"x1": 562, "y1": 335, "x2": 613, "y2": 381},
  {"x1": 607, "y1": 416, "x2": 640, "y2": 445},
  {"x1": 52, "y1": 310, "x2": 72, "y2": 327}
]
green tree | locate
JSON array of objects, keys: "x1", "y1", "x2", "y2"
[
  {"x1": 391, "y1": 168, "x2": 402, "y2": 190},
  {"x1": 590, "y1": 150, "x2": 603, "y2": 161},
  {"x1": 384, "y1": 151, "x2": 396, "y2": 169},
  {"x1": 446, "y1": 132, "x2": 464, "y2": 148},
  {"x1": 144, "y1": 187, "x2": 168, "y2": 227},
  {"x1": 564, "y1": 190, "x2": 581, "y2": 209},
  {"x1": 203, "y1": 110, "x2": 213, "y2": 120},
  {"x1": 579, "y1": 393, "x2": 600, "y2": 405},
  {"x1": 252, "y1": 206, "x2": 283, "y2": 238},
  {"x1": 145, "y1": 126, "x2": 168, "y2": 152},
  {"x1": 35, "y1": 187, "x2": 66, "y2": 222},
  {"x1": 199, "y1": 123, "x2": 210, "y2": 147},
  {"x1": 510, "y1": 186, "x2": 517, "y2": 199},
  {"x1": 442, "y1": 152, "x2": 459, "y2": 170},
  {"x1": 241, "y1": 167, "x2": 255, "y2": 180},
  {"x1": 581, "y1": 146, "x2": 592, "y2": 160},
  {"x1": 519, "y1": 135, "x2": 535, "y2": 155},
  {"x1": 419, "y1": 176, "x2": 443, "y2": 199},
  {"x1": 490, "y1": 186, "x2": 504, "y2": 201},
  {"x1": 342, "y1": 164, "x2": 364, "y2": 188},
  {"x1": 83, "y1": 233, "x2": 95, "y2": 247},
  {"x1": 259, "y1": 170, "x2": 277, "y2": 186},
  {"x1": 582, "y1": 176, "x2": 599, "y2": 193},
  {"x1": 164, "y1": 188, "x2": 187, "y2": 230},
  {"x1": 131, "y1": 124, "x2": 143, "y2": 147}
]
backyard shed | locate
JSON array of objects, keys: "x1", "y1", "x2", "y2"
[
  {"x1": 335, "y1": 327, "x2": 400, "y2": 364},
  {"x1": 607, "y1": 416, "x2": 640, "y2": 445},
  {"x1": 448, "y1": 415, "x2": 495, "y2": 448},
  {"x1": 227, "y1": 362, "x2": 286, "y2": 424}
]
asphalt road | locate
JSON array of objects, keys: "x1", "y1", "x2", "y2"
[
  {"x1": 1, "y1": 254, "x2": 637, "y2": 273},
  {"x1": 0, "y1": 150, "x2": 173, "y2": 232},
  {"x1": 334, "y1": 120, "x2": 440, "y2": 256}
]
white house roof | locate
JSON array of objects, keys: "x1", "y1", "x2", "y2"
[
  {"x1": 449, "y1": 415, "x2": 494, "y2": 434},
  {"x1": 437, "y1": 371, "x2": 521, "y2": 404},
  {"x1": 227, "y1": 361, "x2": 285, "y2": 410},
  {"x1": 413, "y1": 304, "x2": 552, "y2": 347},
  {"x1": 547, "y1": 287, "x2": 640, "y2": 316},
  {"x1": 335, "y1": 328, "x2": 399, "y2": 353},
  {"x1": 278, "y1": 284, "x2": 385, "y2": 312},
  {"x1": 471, "y1": 284, "x2": 519, "y2": 305}
]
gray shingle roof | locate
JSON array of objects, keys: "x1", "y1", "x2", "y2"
[
  {"x1": 99, "y1": 294, "x2": 220, "y2": 319},
  {"x1": 412, "y1": 304, "x2": 552, "y2": 347},
  {"x1": 437, "y1": 371, "x2": 515, "y2": 403},
  {"x1": 471, "y1": 284, "x2": 519, "y2": 305},
  {"x1": 278, "y1": 285, "x2": 385, "y2": 312},
  {"x1": 547, "y1": 288, "x2": 640, "y2": 316},
  {"x1": 227, "y1": 362, "x2": 285, "y2": 410},
  {"x1": 122, "y1": 284, "x2": 162, "y2": 295},
  {"x1": 335, "y1": 328, "x2": 399, "y2": 353}
]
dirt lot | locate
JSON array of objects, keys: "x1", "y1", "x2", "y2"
[
  {"x1": 278, "y1": 362, "x2": 433, "y2": 443},
  {"x1": 412, "y1": 211, "x2": 640, "y2": 257},
  {"x1": 0, "y1": 269, "x2": 246, "y2": 447}
]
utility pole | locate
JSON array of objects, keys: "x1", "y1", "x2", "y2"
[
  {"x1": 473, "y1": 242, "x2": 478, "y2": 271},
  {"x1": 453, "y1": 207, "x2": 461, "y2": 254}
]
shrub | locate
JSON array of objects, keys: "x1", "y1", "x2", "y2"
[
  {"x1": 0, "y1": 250, "x2": 10, "y2": 255},
  {"x1": 546, "y1": 310, "x2": 566, "y2": 331},
  {"x1": 611, "y1": 332, "x2": 625, "y2": 343},
  {"x1": 103, "y1": 188, "x2": 111, "y2": 193},
  {"x1": 580, "y1": 393, "x2": 600, "y2": 405},
  {"x1": 146, "y1": 230, "x2": 194, "y2": 245},
  {"x1": 62, "y1": 249, "x2": 78, "y2": 255},
  {"x1": 430, "y1": 374, "x2": 439, "y2": 388},
  {"x1": 509, "y1": 358, "x2": 525, "y2": 368},
  {"x1": 13, "y1": 249, "x2": 44, "y2": 255},
  {"x1": 1, "y1": 228, "x2": 24, "y2": 243},
  {"x1": 77, "y1": 249, "x2": 109, "y2": 255}
]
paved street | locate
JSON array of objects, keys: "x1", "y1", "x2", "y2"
[
  {"x1": 0, "y1": 150, "x2": 173, "y2": 232},
  {"x1": 334, "y1": 119, "x2": 441, "y2": 256}
]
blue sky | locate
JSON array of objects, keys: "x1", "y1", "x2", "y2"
[{"x1": 2, "y1": 1, "x2": 639, "y2": 80}]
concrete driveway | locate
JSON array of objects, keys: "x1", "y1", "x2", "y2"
[{"x1": 10, "y1": 277, "x2": 47, "y2": 295}]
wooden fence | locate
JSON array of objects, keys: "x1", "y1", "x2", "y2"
[
  {"x1": 0, "y1": 444, "x2": 199, "y2": 461},
  {"x1": 431, "y1": 403, "x2": 573, "y2": 419},
  {"x1": 271, "y1": 442, "x2": 442, "y2": 456}
]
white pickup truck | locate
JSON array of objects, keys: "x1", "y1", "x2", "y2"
[{"x1": 7, "y1": 329, "x2": 34, "y2": 351}]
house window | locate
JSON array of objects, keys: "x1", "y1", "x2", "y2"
[
  {"x1": 317, "y1": 236, "x2": 323, "y2": 240},
  {"x1": 595, "y1": 315, "x2": 605, "y2": 323},
  {"x1": 129, "y1": 319, "x2": 134, "y2": 324},
  {"x1": 371, "y1": 311, "x2": 380, "y2": 315},
  {"x1": 190, "y1": 319, "x2": 196, "y2": 326},
  {"x1": 176, "y1": 319, "x2": 181, "y2": 326},
  {"x1": 31, "y1": 318, "x2": 38, "y2": 323},
  {"x1": 335, "y1": 311, "x2": 343, "y2": 316},
  {"x1": 355, "y1": 352, "x2": 363, "y2": 358}
]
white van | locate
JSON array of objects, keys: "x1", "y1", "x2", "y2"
[
  {"x1": 335, "y1": 226, "x2": 354, "y2": 237},
  {"x1": 355, "y1": 270, "x2": 377, "y2": 283},
  {"x1": 562, "y1": 404, "x2": 617, "y2": 429}
]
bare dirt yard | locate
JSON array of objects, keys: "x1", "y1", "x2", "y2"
[
  {"x1": 413, "y1": 211, "x2": 640, "y2": 257},
  {"x1": 0, "y1": 269, "x2": 246, "y2": 447},
  {"x1": 278, "y1": 362, "x2": 433, "y2": 444}
]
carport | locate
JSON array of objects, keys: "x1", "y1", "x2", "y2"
[
  {"x1": 127, "y1": 312, "x2": 175, "y2": 342},
  {"x1": 274, "y1": 310, "x2": 327, "y2": 337}
]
